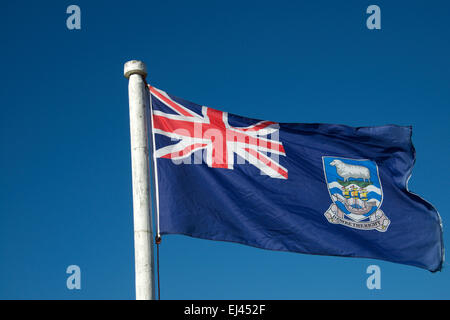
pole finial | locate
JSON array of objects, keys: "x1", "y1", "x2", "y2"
[{"x1": 124, "y1": 60, "x2": 147, "y2": 79}]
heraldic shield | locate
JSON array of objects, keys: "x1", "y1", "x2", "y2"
[{"x1": 322, "y1": 156, "x2": 390, "y2": 232}]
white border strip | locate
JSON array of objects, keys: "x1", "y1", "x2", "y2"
[{"x1": 148, "y1": 85, "x2": 161, "y2": 237}]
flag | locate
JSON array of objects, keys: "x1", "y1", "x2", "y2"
[{"x1": 148, "y1": 85, "x2": 444, "y2": 272}]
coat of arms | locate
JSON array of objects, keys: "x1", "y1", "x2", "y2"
[{"x1": 322, "y1": 156, "x2": 390, "y2": 232}]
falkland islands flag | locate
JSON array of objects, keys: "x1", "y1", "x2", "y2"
[{"x1": 148, "y1": 86, "x2": 444, "y2": 272}]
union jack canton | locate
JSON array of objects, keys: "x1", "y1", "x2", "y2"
[{"x1": 149, "y1": 86, "x2": 288, "y2": 179}]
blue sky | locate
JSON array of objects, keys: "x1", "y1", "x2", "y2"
[{"x1": 0, "y1": 0, "x2": 449, "y2": 299}]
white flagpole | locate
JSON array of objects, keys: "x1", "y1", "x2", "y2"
[{"x1": 124, "y1": 60, "x2": 155, "y2": 300}]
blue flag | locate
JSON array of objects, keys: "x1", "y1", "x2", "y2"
[{"x1": 149, "y1": 86, "x2": 444, "y2": 272}]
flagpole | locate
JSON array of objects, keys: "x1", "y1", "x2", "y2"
[{"x1": 124, "y1": 60, "x2": 155, "y2": 300}]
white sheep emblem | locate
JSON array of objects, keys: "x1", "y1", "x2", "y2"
[{"x1": 330, "y1": 159, "x2": 371, "y2": 182}]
